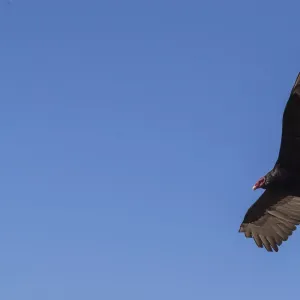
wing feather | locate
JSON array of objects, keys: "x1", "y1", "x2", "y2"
[
  {"x1": 239, "y1": 188, "x2": 300, "y2": 252},
  {"x1": 277, "y1": 72, "x2": 300, "y2": 171}
]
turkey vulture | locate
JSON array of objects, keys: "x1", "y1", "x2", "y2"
[{"x1": 239, "y1": 72, "x2": 300, "y2": 252}]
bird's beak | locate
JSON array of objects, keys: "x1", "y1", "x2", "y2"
[{"x1": 252, "y1": 185, "x2": 257, "y2": 191}]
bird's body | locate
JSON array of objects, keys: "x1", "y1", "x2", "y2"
[{"x1": 239, "y1": 73, "x2": 300, "y2": 252}]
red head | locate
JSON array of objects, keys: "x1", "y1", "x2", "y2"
[{"x1": 252, "y1": 177, "x2": 265, "y2": 190}]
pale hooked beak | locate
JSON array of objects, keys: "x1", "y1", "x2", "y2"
[{"x1": 252, "y1": 185, "x2": 257, "y2": 191}]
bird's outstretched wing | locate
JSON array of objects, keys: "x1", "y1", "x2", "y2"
[
  {"x1": 276, "y1": 73, "x2": 300, "y2": 171},
  {"x1": 239, "y1": 188, "x2": 300, "y2": 252}
]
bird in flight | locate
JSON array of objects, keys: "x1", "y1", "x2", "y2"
[{"x1": 239, "y1": 73, "x2": 300, "y2": 252}]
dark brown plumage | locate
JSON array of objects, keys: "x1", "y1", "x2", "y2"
[{"x1": 239, "y1": 73, "x2": 300, "y2": 252}]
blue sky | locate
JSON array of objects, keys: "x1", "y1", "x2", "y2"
[{"x1": 0, "y1": 0, "x2": 300, "y2": 299}]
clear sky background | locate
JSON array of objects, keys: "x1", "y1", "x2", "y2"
[{"x1": 0, "y1": 0, "x2": 299, "y2": 299}]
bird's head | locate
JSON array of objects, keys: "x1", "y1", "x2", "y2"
[
  {"x1": 252, "y1": 165, "x2": 288, "y2": 191},
  {"x1": 252, "y1": 176, "x2": 266, "y2": 190}
]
